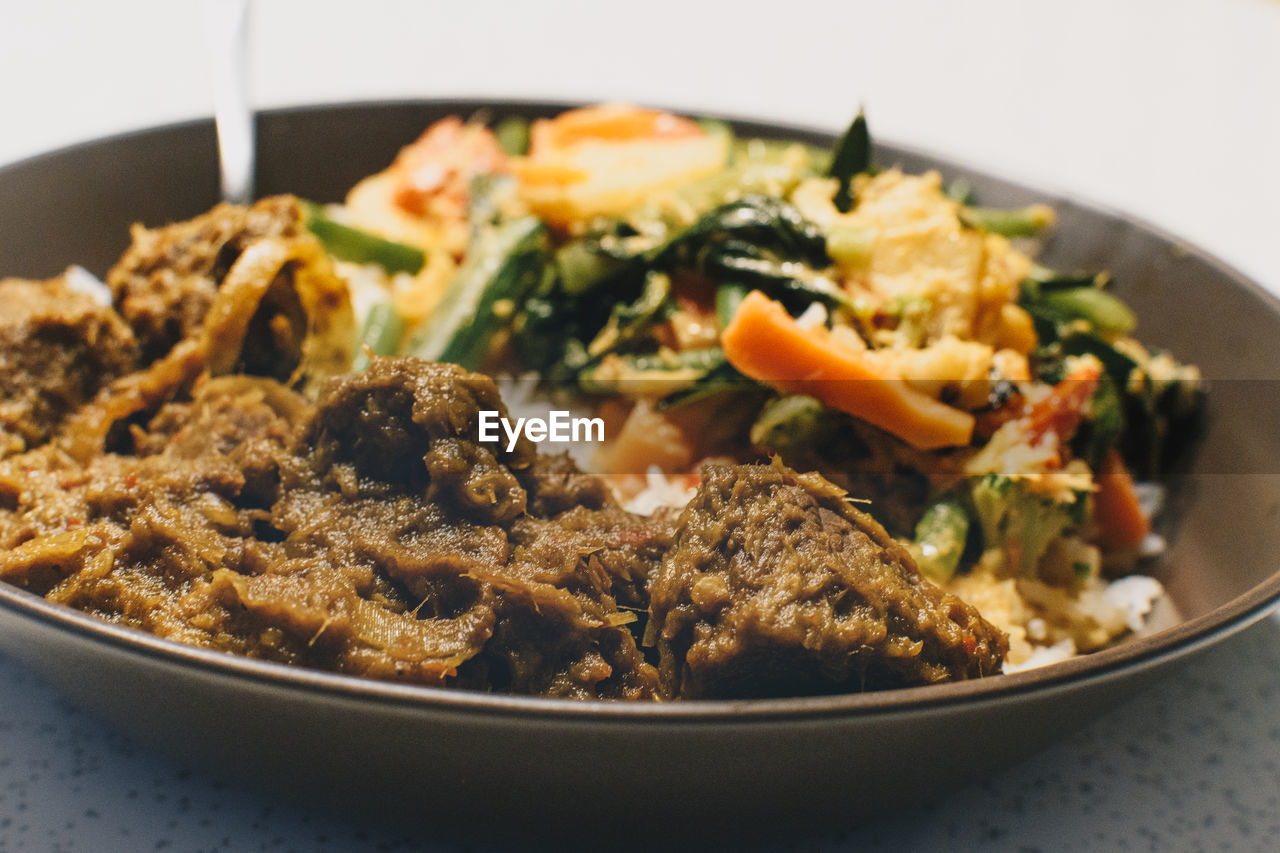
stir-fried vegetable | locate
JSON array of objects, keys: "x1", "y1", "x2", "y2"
[
  {"x1": 971, "y1": 475, "x2": 1088, "y2": 577},
  {"x1": 408, "y1": 215, "x2": 548, "y2": 368},
  {"x1": 911, "y1": 497, "x2": 971, "y2": 583},
  {"x1": 1092, "y1": 451, "x2": 1150, "y2": 550},
  {"x1": 493, "y1": 116, "x2": 530, "y2": 156},
  {"x1": 827, "y1": 110, "x2": 870, "y2": 212},
  {"x1": 587, "y1": 271, "x2": 672, "y2": 357},
  {"x1": 655, "y1": 195, "x2": 828, "y2": 270},
  {"x1": 654, "y1": 196, "x2": 851, "y2": 311},
  {"x1": 301, "y1": 202, "x2": 425, "y2": 275},
  {"x1": 579, "y1": 347, "x2": 727, "y2": 396},
  {"x1": 714, "y1": 283, "x2": 749, "y2": 330},
  {"x1": 321, "y1": 104, "x2": 1200, "y2": 590},
  {"x1": 654, "y1": 360, "x2": 749, "y2": 411},
  {"x1": 512, "y1": 193, "x2": 847, "y2": 388},
  {"x1": 351, "y1": 300, "x2": 404, "y2": 372},
  {"x1": 1021, "y1": 263, "x2": 1203, "y2": 479},
  {"x1": 958, "y1": 204, "x2": 1055, "y2": 237},
  {"x1": 721, "y1": 290, "x2": 974, "y2": 449},
  {"x1": 1022, "y1": 273, "x2": 1137, "y2": 340},
  {"x1": 674, "y1": 135, "x2": 823, "y2": 214},
  {"x1": 748, "y1": 394, "x2": 831, "y2": 449}
]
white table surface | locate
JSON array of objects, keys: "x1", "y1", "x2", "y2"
[{"x1": 1, "y1": 1, "x2": 1279, "y2": 850}]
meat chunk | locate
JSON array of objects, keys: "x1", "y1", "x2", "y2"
[
  {"x1": 294, "y1": 357, "x2": 536, "y2": 510},
  {"x1": 520, "y1": 451, "x2": 613, "y2": 517},
  {"x1": 266, "y1": 357, "x2": 659, "y2": 699},
  {"x1": 107, "y1": 195, "x2": 304, "y2": 360},
  {"x1": 0, "y1": 275, "x2": 138, "y2": 455},
  {"x1": 511, "y1": 502, "x2": 673, "y2": 613},
  {"x1": 0, "y1": 374, "x2": 301, "y2": 634},
  {"x1": 649, "y1": 461, "x2": 1007, "y2": 699},
  {"x1": 0, "y1": 357, "x2": 664, "y2": 699}
]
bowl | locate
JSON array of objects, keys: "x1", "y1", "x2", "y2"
[{"x1": 1, "y1": 100, "x2": 1278, "y2": 836}]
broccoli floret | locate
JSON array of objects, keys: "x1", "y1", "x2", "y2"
[{"x1": 970, "y1": 474, "x2": 1088, "y2": 577}]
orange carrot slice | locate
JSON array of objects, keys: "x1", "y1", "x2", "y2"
[
  {"x1": 721, "y1": 291, "x2": 975, "y2": 449},
  {"x1": 1093, "y1": 450, "x2": 1150, "y2": 550}
]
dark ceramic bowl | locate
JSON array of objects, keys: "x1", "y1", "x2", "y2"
[{"x1": 1, "y1": 101, "x2": 1278, "y2": 836}]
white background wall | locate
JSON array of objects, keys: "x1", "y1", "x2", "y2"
[{"x1": 2, "y1": 0, "x2": 1278, "y2": 289}]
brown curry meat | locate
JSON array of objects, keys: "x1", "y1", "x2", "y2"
[
  {"x1": 0, "y1": 197, "x2": 1006, "y2": 700},
  {"x1": 649, "y1": 462, "x2": 1008, "y2": 699},
  {"x1": 0, "y1": 275, "x2": 138, "y2": 457},
  {"x1": 0, "y1": 360, "x2": 662, "y2": 699},
  {"x1": 107, "y1": 195, "x2": 305, "y2": 361}
]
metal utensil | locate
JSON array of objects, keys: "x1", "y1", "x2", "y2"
[{"x1": 201, "y1": 0, "x2": 254, "y2": 204}]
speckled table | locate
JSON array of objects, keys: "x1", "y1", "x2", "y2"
[{"x1": 1, "y1": 613, "x2": 1276, "y2": 852}]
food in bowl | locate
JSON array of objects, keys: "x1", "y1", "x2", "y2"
[{"x1": 0, "y1": 104, "x2": 1201, "y2": 699}]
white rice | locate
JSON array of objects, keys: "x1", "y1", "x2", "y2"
[
  {"x1": 63, "y1": 265, "x2": 112, "y2": 306},
  {"x1": 794, "y1": 302, "x2": 829, "y2": 330},
  {"x1": 1003, "y1": 639, "x2": 1077, "y2": 673},
  {"x1": 625, "y1": 466, "x2": 698, "y2": 515},
  {"x1": 1102, "y1": 574, "x2": 1167, "y2": 634}
]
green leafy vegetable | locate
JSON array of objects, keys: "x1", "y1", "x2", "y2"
[
  {"x1": 1120, "y1": 359, "x2": 1205, "y2": 479},
  {"x1": 587, "y1": 271, "x2": 672, "y2": 357},
  {"x1": 828, "y1": 110, "x2": 870, "y2": 213},
  {"x1": 556, "y1": 237, "x2": 632, "y2": 296},
  {"x1": 656, "y1": 195, "x2": 828, "y2": 268},
  {"x1": 517, "y1": 195, "x2": 843, "y2": 383},
  {"x1": 1021, "y1": 263, "x2": 1203, "y2": 480},
  {"x1": 1054, "y1": 332, "x2": 1139, "y2": 382},
  {"x1": 654, "y1": 196, "x2": 847, "y2": 312}
]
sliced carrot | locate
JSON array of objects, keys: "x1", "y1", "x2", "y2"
[
  {"x1": 1093, "y1": 450, "x2": 1150, "y2": 550},
  {"x1": 720, "y1": 291, "x2": 975, "y2": 450},
  {"x1": 1025, "y1": 359, "x2": 1101, "y2": 447}
]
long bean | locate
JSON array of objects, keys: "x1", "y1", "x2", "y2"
[
  {"x1": 302, "y1": 202, "x2": 425, "y2": 274},
  {"x1": 958, "y1": 204, "x2": 1055, "y2": 237},
  {"x1": 351, "y1": 300, "x2": 404, "y2": 372}
]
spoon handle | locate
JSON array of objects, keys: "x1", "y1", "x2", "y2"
[{"x1": 202, "y1": 0, "x2": 254, "y2": 205}]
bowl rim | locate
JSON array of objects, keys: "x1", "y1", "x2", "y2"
[{"x1": 2, "y1": 97, "x2": 1279, "y2": 724}]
